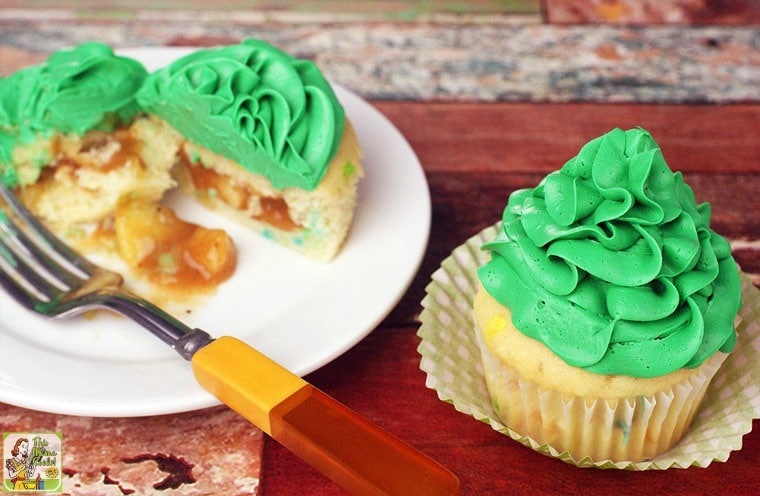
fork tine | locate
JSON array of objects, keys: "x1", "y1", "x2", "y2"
[
  {"x1": 0, "y1": 211, "x2": 72, "y2": 304},
  {"x1": 0, "y1": 252, "x2": 52, "y2": 308},
  {"x1": 0, "y1": 210, "x2": 84, "y2": 290},
  {"x1": 0, "y1": 182, "x2": 95, "y2": 277}
]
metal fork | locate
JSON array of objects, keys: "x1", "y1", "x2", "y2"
[{"x1": 0, "y1": 182, "x2": 460, "y2": 496}]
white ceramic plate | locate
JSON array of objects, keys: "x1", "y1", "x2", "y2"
[{"x1": 0, "y1": 47, "x2": 431, "y2": 417}]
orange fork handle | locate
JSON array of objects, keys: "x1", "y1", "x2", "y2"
[{"x1": 191, "y1": 336, "x2": 460, "y2": 496}]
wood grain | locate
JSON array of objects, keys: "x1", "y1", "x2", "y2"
[
  {"x1": 264, "y1": 328, "x2": 760, "y2": 495},
  {"x1": 373, "y1": 102, "x2": 760, "y2": 174},
  {"x1": 262, "y1": 102, "x2": 760, "y2": 495}
]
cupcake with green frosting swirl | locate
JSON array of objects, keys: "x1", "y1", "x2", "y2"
[
  {"x1": 0, "y1": 42, "x2": 148, "y2": 187},
  {"x1": 135, "y1": 39, "x2": 363, "y2": 261},
  {"x1": 0, "y1": 43, "x2": 181, "y2": 233},
  {"x1": 474, "y1": 127, "x2": 742, "y2": 463},
  {"x1": 136, "y1": 38, "x2": 346, "y2": 191}
]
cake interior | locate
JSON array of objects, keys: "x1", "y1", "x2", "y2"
[{"x1": 6, "y1": 114, "x2": 363, "y2": 297}]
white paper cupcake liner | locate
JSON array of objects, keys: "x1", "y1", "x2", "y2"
[
  {"x1": 418, "y1": 224, "x2": 760, "y2": 470},
  {"x1": 476, "y1": 321, "x2": 726, "y2": 463}
]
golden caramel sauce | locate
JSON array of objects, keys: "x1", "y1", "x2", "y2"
[
  {"x1": 181, "y1": 152, "x2": 216, "y2": 190},
  {"x1": 91, "y1": 129, "x2": 143, "y2": 172},
  {"x1": 24, "y1": 129, "x2": 142, "y2": 198},
  {"x1": 258, "y1": 197, "x2": 299, "y2": 231},
  {"x1": 75, "y1": 129, "x2": 143, "y2": 172},
  {"x1": 19, "y1": 128, "x2": 238, "y2": 303},
  {"x1": 182, "y1": 154, "x2": 300, "y2": 231},
  {"x1": 113, "y1": 199, "x2": 237, "y2": 292}
]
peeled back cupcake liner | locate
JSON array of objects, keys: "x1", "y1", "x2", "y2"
[
  {"x1": 475, "y1": 320, "x2": 727, "y2": 463},
  {"x1": 418, "y1": 224, "x2": 760, "y2": 470}
]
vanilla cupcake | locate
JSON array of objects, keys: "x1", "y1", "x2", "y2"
[
  {"x1": 475, "y1": 127, "x2": 742, "y2": 463},
  {"x1": 136, "y1": 39, "x2": 363, "y2": 261},
  {"x1": 0, "y1": 43, "x2": 177, "y2": 230},
  {"x1": 0, "y1": 44, "x2": 234, "y2": 291}
]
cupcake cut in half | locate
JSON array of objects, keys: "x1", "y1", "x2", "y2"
[
  {"x1": 1, "y1": 40, "x2": 364, "y2": 296},
  {"x1": 136, "y1": 39, "x2": 363, "y2": 262},
  {"x1": 0, "y1": 43, "x2": 230, "y2": 292},
  {"x1": 474, "y1": 127, "x2": 742, "y2": 463},
  {"x1": 0, "y1": 43, "x2": 176, "y2": 228}
]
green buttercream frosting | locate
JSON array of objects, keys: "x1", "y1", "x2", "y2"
[
  {"x1": 136, "y1": 39, "x2": 345, "y2": 191},
  {"x1": 0, "y1": 42, "x2": 148, "y2": 186},
  {"x1": 478, "y1": 128, "x2": 742, "y2": 378}
]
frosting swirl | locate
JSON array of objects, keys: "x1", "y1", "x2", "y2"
[
  {"x1": 478, "y1": 128, "x2": 741, "y2": 378},
  {"x1": 136, "y1": 39, "x2": 345, "y2": 191},
  {"x1": 0, "y1": 43, "x2": 147, "y2": 185}
]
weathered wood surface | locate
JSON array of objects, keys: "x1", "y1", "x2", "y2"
[{"x1": 263, "y1": 101, "x2": 760, "y2": 495}]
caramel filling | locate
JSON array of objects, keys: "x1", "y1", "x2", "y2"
[
  {"x1": 113, "y1": 198, "x2": 237, "y2": 291},
  {"x1": 20, "y1": 129, "x2": 143, "y2": 202},
  {"x1": 182, "y1": 154, "x2": 300, "y2": 232},
  {"x1": 76, "y1": 129, "x2": 142, "y2": 172},
  {"x1": 19, "y1": 128, "x2": 237, "y2": 295}
]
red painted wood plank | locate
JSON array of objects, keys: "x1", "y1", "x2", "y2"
[{"x1": 372, "y1": 102, "x2": 760, "y2": 174}]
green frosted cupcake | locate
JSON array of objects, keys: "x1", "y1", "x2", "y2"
[
  {"x1": 0, "y1": 43, "x2": 177, "y2": 228},
  {"x1": 136, "y1": 39, "x2": 364, "y2": 261},
  {"x1": 474, "y1": 127, "x2": 742, "y2": 462}
]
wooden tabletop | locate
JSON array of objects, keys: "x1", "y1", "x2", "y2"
[
  {"x1": 2, "y1": 99, "x2": 757, "y2": 495},
  {"x1": 259, "y1": 101, "x2": 760, "y2": 495},
  {"x1": 1, "y1": 90, "x2": 758, "y2": 496},
  {"x1": 0, "y1": 5, "x2": 759, "y2": 493}
]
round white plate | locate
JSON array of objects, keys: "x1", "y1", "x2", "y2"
[{"x1": 0, "y1": 47, "x2": 431, "y2": 417}]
